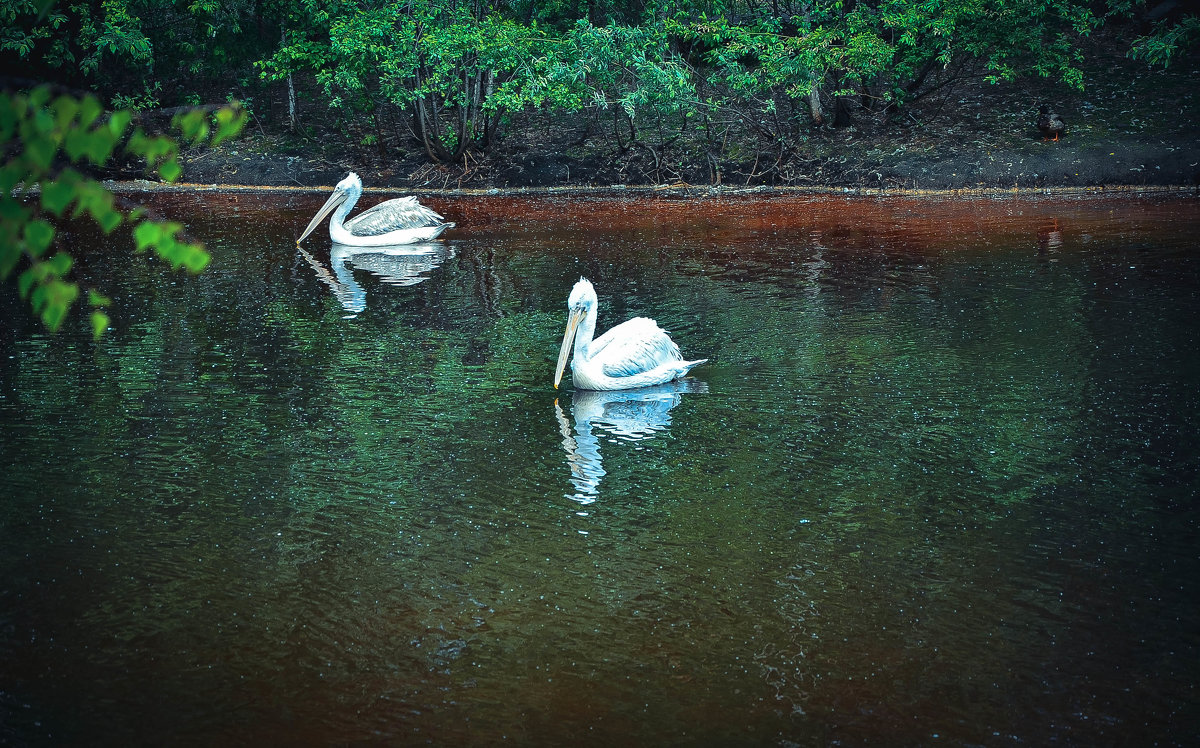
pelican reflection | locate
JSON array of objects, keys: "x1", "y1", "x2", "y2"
[
  {"x1": 554, "y1": 379, "x2": 708, "y2": 504},
  {"x1": 298, "y1": 242, "x2": 451, "y2": 314}
]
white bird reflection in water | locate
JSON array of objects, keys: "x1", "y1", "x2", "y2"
[
  {"x1": 298, "y1": 242, "x2": 451, "y2": 315},
  {"x1": 554, "y1": 379, "x2": 708, "y2": 505}
]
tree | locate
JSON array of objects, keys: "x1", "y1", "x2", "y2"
[
  {"x1": 665, "y1": 0, "x2": 1103, "y2": 128},
  {"x1": 1, "y1": 84, "x2": 245, "y2": 337},
  {"x1": 1, "y1": 0, "x2": 276, "y2": 108},
  {"x1": 260, "y1": 0, "x2": 551, "y2": 163}
]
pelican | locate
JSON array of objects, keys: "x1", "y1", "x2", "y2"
[
  {"x1": 297, "y1": 172, "x2": 454, "y2": 246},
  {"x1": 554, "y1": 277, "x2": 707, "y2": 391}
]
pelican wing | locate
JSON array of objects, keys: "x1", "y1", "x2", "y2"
[
  {"x1": 591, "y1": 317, "x2": 683, "y2": 379},
  {"x1": 344, "y1": 196, "x2": 446, "y2": 237}
]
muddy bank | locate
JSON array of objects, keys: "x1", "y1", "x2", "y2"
[{"x1": 174, "y1": 132, "x2": 1198, "y2": 194}]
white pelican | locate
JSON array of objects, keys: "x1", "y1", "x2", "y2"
[
  {"x1": 554, "y1": 277, "x2": 707, "y2": 391},
  {"x1": 296, "y1": 172, "x2": 454, "y2": 246}
]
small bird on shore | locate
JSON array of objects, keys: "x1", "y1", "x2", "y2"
[{"x1": 1037, "y1": 106, "x2": 1066, "y2": 142}]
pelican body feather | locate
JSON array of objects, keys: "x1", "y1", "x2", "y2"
[
  {"x1": 297, "y1": 172, "x2": 454, "y2": 247},
  {"x1": 554, "y1": 278, "x2": 706, "y2": 390}
]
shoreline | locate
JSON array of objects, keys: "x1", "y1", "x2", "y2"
[{"x1": 104, "y1": 178, "x2": 1199, "y2": 199}]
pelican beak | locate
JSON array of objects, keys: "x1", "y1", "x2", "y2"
[
  {"x1": 554, "y1": 307, "x2": 584, "y2": 389},
  {"x1": 297, "y1": 189, "x2": 348, "y2": 244}
]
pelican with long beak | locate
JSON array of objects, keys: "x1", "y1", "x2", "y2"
[
  {"x1": 554, "y1": 277, "x2": 707, "y2": 391},
  {"x1": 297, "y1": 172, "x2": 454, "y2": 246}
]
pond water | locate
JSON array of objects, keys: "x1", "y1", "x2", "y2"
[{"x1": 2, "y1": 190, "x2": 1198, "y2": 746}]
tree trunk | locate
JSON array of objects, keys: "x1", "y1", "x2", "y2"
[
  {"x1": 283, "y1": 28, "x2": 296, "y2": 131},
  {"x1": 482, "y1": 70, "x2": 498, "y2": 147},
  {"x1": 414, "y1": 97, "x2": 450, "y2": 162},
  {"x1": 807, "y1": 78, "x2": 824, "y2": 126}
]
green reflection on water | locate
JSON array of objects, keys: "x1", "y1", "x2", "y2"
[{"x1": 1, "y1": 193, "x2": 1198, "y2": 746}]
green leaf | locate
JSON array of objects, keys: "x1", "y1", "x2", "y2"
[
  {"x1": 0, "y1": 162, "x2": 27, "y2": 196},
  {"x1": 39, "y1": 279, "x2": 78, "y2": 331},
  {"x1": 78, "y1": 96, "x2": 103, "y2": 128},
  {"x1": 174, "y1": 109, "x2": 209, "y2": 143},
  {"x1": 41, "y1": 176, "x2": 77, "y2": 215},
  {"x1": 52, "y1": 95, "x2": 80, "y2": 132},
  {"x1": 180, "y1": 243, "x2": 211, "y2": 273},
  {"x1": 88, "y1": 289, "x2": 112, "y2": 307},
  {"x1": 42, "y1": 303, "x2": 68, "y2": 331},
  {"x1": 64, "y1": 128, "x2": 90, "y2": 161},
  {"x1": 96, "y1": 205, "x2": 122, "y2": 233},
  {"x1": 108, "y1": 110, "x2": 132, "y2": 139},
  {"x1": 212, "y1": 105, "x2": 247, "y2": 145},
  {"x1": 90, "y1": 310, "x2": 110, "y2": 340},
  {"x1": 133, "y1": 220, "x2": 162, "y2": 252},
  {"x1": 127, "y1": 129, "x2": 176, "y2": 167},
  {"x1": 0, "y1": 198, "x2": 22, "y2": 224},
  {"x1": 159, "y1": 157, "x2": 182, "y2": 183},
  {"x1": 0, "y1": 241, "x2": 21, "y2": 279},
  {"x1": 73, "y1": 181, "x2": 122, "y2": 232},
  {"x1": 25, "y1": 134, "x2": 56, "y2": 173},
  {"x1": 85, "y1": 128, "x2": 118, "y2": 164},
  {"x1": 30, "y1": 280, "x2": 46, "y2": 311},
  {"x1": 28, "y1": 86, "x2": 51, "y2": 110},
  {"x1": 46, "y1": 252, "x2": 72, "y2": 275},
  {"x1": 17, "y1": 267, "x2": 37, "y2": 299},
  {"x1": 23, "y1": 219, "x2": 55, "y2": 257}
]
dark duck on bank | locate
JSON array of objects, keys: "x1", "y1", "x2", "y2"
[{"x1": 1037, "y1": 106, "x2": 1066, "y2": 141}]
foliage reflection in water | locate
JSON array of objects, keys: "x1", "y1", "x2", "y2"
[{"x1": 0, "y1": 191, "x2": 1198, "y2": 746}]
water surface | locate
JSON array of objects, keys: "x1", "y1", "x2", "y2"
[{"x1": 2, "y1": 191, "x2": 1198, "y2": 745}]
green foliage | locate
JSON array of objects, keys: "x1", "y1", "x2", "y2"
[
  {"x1": 1, "y1": 0, "x2": 274, "y2": 109},
  {"x1": 0, "y1": 0, "x2": 1177, "y2": 173},
  {"x1": 1, "y1": 0, "x2": 74, "y2": 69},
  {"x1": 111, "y1": 81, "x2": 162, "y2": 111},
  {"x1": 263, "y1": 2, "x2": 533, "y2": 161},
  {"x1": 1, "y1": 0, "x2": 153, "y2": 77},
  {"x1": 262, "y1": 3, "x2": 700, "y2": 160},
  {"x1": 665, "y1": 0, "x2": 1101, "y2": 129},
  {"x1": 253, "y1": 0, "x2": 1115, "y2": 166},
  {"x1": 0, "y1": 85, "x2": 245, "y2": 338},
  {"x1": 77, "y1": 0, "x2": 154, "y2": 74},
  {"x1": 1128, "y1": 14, "x2": 1200, "y2": 67},
  {"x1": 562, "y1": 21, "x2": 697, "y2": 122}
]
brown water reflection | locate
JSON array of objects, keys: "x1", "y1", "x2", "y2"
[
  {"x1": 444, "y1": 191, "x2": 1188, "y2": 243},
  {"x1": 139, "y1": 186, "x2": 1191, "y2": 246}
]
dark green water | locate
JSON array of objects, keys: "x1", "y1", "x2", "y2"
[{"x1": 2, "y1": 191, "x2": 1198, "y2": 746}]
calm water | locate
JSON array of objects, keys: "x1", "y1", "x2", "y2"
[{"x1": 1, "y1": 190, "x2": 1198, "y2": 746}]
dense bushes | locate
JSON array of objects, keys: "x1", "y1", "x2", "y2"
[{"x1": 3, "y1": 0, "x2": 1196, "y2": 165}]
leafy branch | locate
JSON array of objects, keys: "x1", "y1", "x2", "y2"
[{"x1": 1, "y1": 84, "x2": 245, "y2": 338}]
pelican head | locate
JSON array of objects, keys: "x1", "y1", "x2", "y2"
[
  {"x1": 554, "y1": 278, "x2": 597, "y2": 389},
  {"x1": 297, "y1": 172, "x2": 363, "y2": 244}
]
